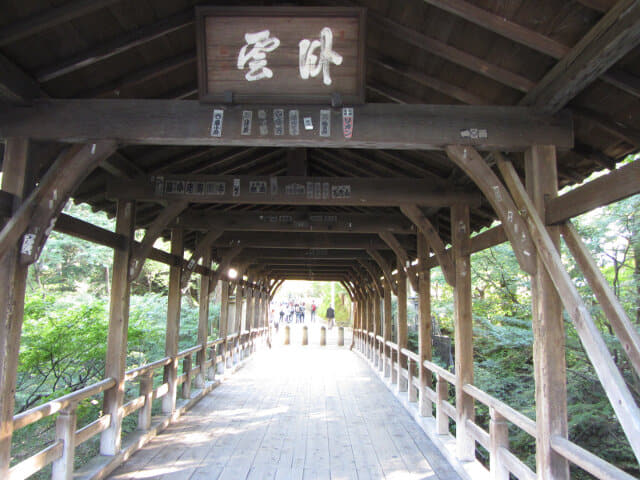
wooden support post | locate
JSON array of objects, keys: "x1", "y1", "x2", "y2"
[
  {"x1": 418, "y1": 234, "x2": 433, "y2": 417},
  {"x1": 219, "y1": 280, "x2": 230, "y2": 369},
  {"x1": 196, "y1": 249, "x2": 211, "y2": 387},
  {"x1": 397, "y1": 268, "x2": 408, "y2": 392},
  {"x1": 52, "y1": 405, "x2": 77, "y2": 480},
  {"x1": 100, "y1": 199, "x2": 135, "y2": 455},
  {"x1": 383, "y1": 282, "x2": 392, "y2": 377},
  {"x1": 373, "y1": 293, "x2": 380, "y2": 367},
  {"x1": 244, "y1": 286, "x2": 252, "y2": 334},
  {"x1": 408, "y1": 357, "x2": 417, "y2": 402},
  {"x1": 0, "y1": 138, "x2": 32, "y2": 478},
  {"x1": 436, "y1": 374, "x2": 449, "y2": 435},
  {"x1": 525, "y1": 145, "x2": 569, "y2": 480},
  {"x1": 235, "y1": 284, "x2": 244, "y2": 357},
  {"x1": 138, "y1": 371, "x2": 153, "y2": 431},
  {"x1": 162, "y1": 228, "x2": 183, "y2": 416},
  {"x1": 490, "y1": 408, "x2": 510, "y2": 480},
  {"x1": 452, "y1": 204, "x2": 475, "y2": 461},
  {"x1": 182, "y1": 355, "x2": 192, "y2": 399}
]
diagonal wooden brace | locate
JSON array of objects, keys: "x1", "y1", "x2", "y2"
[
  {"x1": 379, "y1": 231, "x2": 418, "y2": 291},
  {"x1": 128, "y1": 201, "x2": 189, "y2": 281},
  {"x1": 367, "y1": 248, "x2": 397, "y2": 295},
  {"x1": 498, "y1": 157, "x2": 640, "y2": 461},
  {"x1": 400, "y1": 205, "x2": 456, "y2": 286},
  {"x1": 445, "y1": 145, "x2": 537, "y2": 275},
  {"x1": 0, "y1": 141, "x2": 117, "y2": 265},
  {"x1": 180, "y1": 230, "x2": 223, "y2": 290}
]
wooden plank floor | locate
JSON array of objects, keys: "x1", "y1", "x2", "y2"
[{"x1": 109, "y1": 328, "x2": 461, "y2": 480}]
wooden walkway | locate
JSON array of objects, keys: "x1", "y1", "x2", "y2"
[{"x1": 108, "y1": 330, "x2": 460, "y2": 480}]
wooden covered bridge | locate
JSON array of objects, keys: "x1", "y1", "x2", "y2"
[{"x1": 1, "y1": 0, "x2": 640, "y2": 479}]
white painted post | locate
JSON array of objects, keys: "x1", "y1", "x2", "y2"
[
  {"x1": 302, "y1": 325, "x2": 308, "y2": 345},
  {"x1": 138, "y1": 371, "x2": 153, "y2": 431},
  {"x1": 338, "y1": 326, "x2": 344, "y2": 346},
  {"x1": 490, "y1": 407, "x2": 510, "y2": 480},
  {"x1": 52, "y1": 404, "x2": 77, "y2": 480},
  {"x1": 320, "y1": 326, "x2": 327, "y2": 346}
]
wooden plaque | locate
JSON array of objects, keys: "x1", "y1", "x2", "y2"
[{"x1": 196, "y1": 7, "x2": 366, "y2": 104}]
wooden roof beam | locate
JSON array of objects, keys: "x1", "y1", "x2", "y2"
[
  {"x1": 211, "y1": 232, "x2": 412, "y2": 251},
  {"x1": 379, "y1": 231, "x2": 418, "y2": 291},
  {"x1": 520, "y1": 0, "x2": 640, "y2": 113},
  {"x1": 367, "y1": 248, "x2": 397, "y2": 295},
  {"x1": 420, "y1": 0, "x2": 637, "y2": 98},
  {"x1": 0, "y1": 100, "x2": 574, "y2": 151},
  {"x1": 82, "y1": 53, "x2": 196, "y2": 98},
  {"x1": 107, "y1": 175, "x2": 481, "y2": 208},
  {"x1": 369, "y1": 56, "x2": 487, "y2": 106},
  {"x1": 0, "y1": 0, "x2": 121, "y2": 47},
  {"x1": 368, "y1": 11, "x2": 535, "y2": 93},
  {"x1": 36, "y1": 9, "x2": 194, "y2": 83},
  {"x1": 172, "y1": 210, "x2": 415, "y2": 234},
  {"x1": 0, "y1": 53, "x2": 44, "y2": 103}
]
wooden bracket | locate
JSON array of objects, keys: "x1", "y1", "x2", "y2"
[
  {"x1": 400, "y1": 205, "x2": 456, "y2": 286},
  {"x1": 180, "y1": 230, "x2": 223, "y2": 290},
  {"x1": 378, "y1": 231, "x2": 418, "y2": 291},
  {"x1": 0, "y1": 141, "x2": 117, "y2": 265},
  {"x1": 445, "y1": 145, "x2": 537, "y2": 275},
  {"x1": 208, "y1": 245, "x2": 243, "y2": 295},
  {"x1": 366, "y1": 248, "x2": 397, "y2": 295},
  {"x1": 498, "y1": 157, "x2": 640, "y2": 460},
  {"x1": 357, "y1": 259, "x2": 384, "y2": 297},
  {"x1": 128, "y1": 201, "x2": 189, "y2": 281}
]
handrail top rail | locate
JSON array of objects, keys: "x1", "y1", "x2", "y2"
[
  {"x1": 12, "y1": 377, "x2": 116, "y2": 431},
  {"x1": 176, "y1": 344, "x2": 201, "y2": 359},
  {"x1": 463, "y1": 383, "x2": 536, "y2": 437},
  {"x1": 400, "y1": 347, "x2": 420, "y2": 362},
  {"x1": 423, "y1": 359, "x2": 456, "y2": 384},
  {"x1": 125, "y1": 356, "x2": 172, "y2": 380},
  {"x1": 376, "y1": 335, "x2": 384, "y2": 342},
  {"x1": 386, "y1": 340, "x2": 398, "y2": 350}
]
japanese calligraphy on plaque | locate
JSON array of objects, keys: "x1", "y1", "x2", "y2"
[{"x1": 196, "y1": 7, "x2": 366, "y2": 104}]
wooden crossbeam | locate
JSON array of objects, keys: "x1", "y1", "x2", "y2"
[
  {"x1": 128, "y1": 201, "x2": 189, "y2": 281},
  {"x1": 445, "y1": 146, "x2": 537, "y2": 275},
  {"x1": 173, "y1": 210, "x2": 415, "y2": 234},
  {"x1": 235, "y1": 249, "x2": 372, "y2": 261},
  {"x1": 212, "y1": 232, "x2": 410, "y2": 251},
  {"x1": 107, "y1": 174, "x2": 480, "y2": 207},
  {"x1": 0, "y1": 100, "x2": 574, "y2": 151},
  {"x1": 357, "y1": 259, "x2": 384, "y2": 297},
  {"x1": 36, "y1": 10, "x2": 194, "y2": 83},
  {"x1": 546, "y1": 159, "x2": 640, "y2": 224},
  {"x1": 520, "y1": 0, "x2": 640, "y2": 113},
  {"x1": 498, "y1": 157, "x2": 640, "y2": 460}
]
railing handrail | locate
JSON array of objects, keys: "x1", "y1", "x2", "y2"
[
  {"x1": 386, "y1": 340, "x2": 398, "y2": 350},
  {"x1": 176, "y1": 344, "x2": 202, "y2": 359},
  {"x1": 400, "y1": 347, "x2": 420, "y2": 363},
  {"x1": 463, "y1": 383, "x2": 536, "y2": 437},
  {"x1": 423, "y1": 359, "x2": 456, "y2": 384},
  {"x1": 124, "y1": 356, "x2": 171, "y2": 381},
  {"x1": 12, "y1": 377, "x2": 116, "y2": 430},
  {"x1": 550, "y1": 435, "x2": 637, "y2": 480}
]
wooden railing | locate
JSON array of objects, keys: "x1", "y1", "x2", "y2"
[
  {"x1": 8, "y1": 327, "x2": 268, "y2": 480},
  {"x1": 354, "y1": 328, "x2": 636, "y2": 480}
]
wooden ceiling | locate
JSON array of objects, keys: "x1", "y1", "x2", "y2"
[{"x1": 2, "y1": 0, "x2": 639, "y2": 281}]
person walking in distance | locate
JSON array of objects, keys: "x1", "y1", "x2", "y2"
[
  {"x1": 326, "y1": 305, "x2": 335, "y2": 329},
  {"x1": 310, "y1": 302, "x2": 316, "y2": 322}
]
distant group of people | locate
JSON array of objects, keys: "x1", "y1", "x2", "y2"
[
  {"x1": 270, "y1": 299, "x2": 336, "y2": 330},
  {"x1": 278, "y1": 300, "x2": 315, "y2": 324}
]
